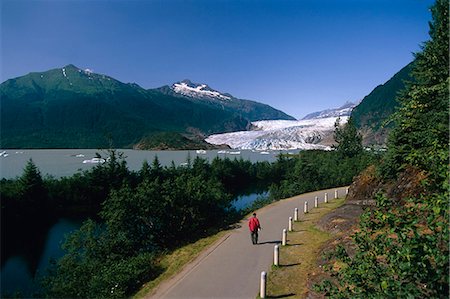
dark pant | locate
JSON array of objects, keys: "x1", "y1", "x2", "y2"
[{"x1": 251, "y1": 230, "x2": 258, "y2": 244}]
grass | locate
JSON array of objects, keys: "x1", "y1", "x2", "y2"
[
  {"x1": 265, "y1": 198, "x2": 346, "y2": 298},
  {"x1": 133, "y1": 230, "x2": 229, "y2": 298}
]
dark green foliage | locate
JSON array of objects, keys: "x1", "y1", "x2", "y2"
[
  {"x1": 1, "y1": 159, "x2": 48, "y2": 220},
  {"x1": 269, "y1": 150, "x2": 375, "y2": 200},
  {"x1": 317, "y1": 192, "x2": 449, "y2": 298},
  {"x1": 40, "y1": 220, "x2": 162, "y2": 298},
  {"x1": 14, "y1": 159, "x2": 48, "y2": 210},
  {"x1": 315, "y1": 2, "x2": 449, "y2": 297},
  {"x1": 43, "y1": 149, "x2": 133, "y2": 215},
  {"x1": 101, "y1": 174, "x2": 232, "y2": 249},
  {"x1": 1, "y1": 160, "x2": 52, "y2": 276},
  {"x1": 382, "y1": 0, "x2": 449, "y2": 189},
  {"x1": 333, "y1": 117, "x2": 363, "y2": 158},
  {"x1": 40, "y1": 157, "x2": 237, "y2": 298}
]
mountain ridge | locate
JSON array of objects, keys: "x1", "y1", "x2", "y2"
[
  {"x1": 156, "y1": 78, "x2": 295, "y2": 122},
  {"x1": 351, "y1": 61, "x2": 414, "y2": 145},
  {"x1": 302, "y1": 101, "x2": 356, "y2": 120},
  {"x1": 0, "y1": 65, "x2": 294, "y2": 149}
]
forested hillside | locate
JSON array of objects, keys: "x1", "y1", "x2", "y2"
[
  {"x1": 315, "y1": 1, "x2": 449, "y2": 297},
  {"x1": 351, "y1": 62, "x2": 414, "y2": 146}
]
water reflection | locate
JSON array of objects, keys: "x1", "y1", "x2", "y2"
[
  {"x1": 1, "y1": 218, "x2": 82, "y2": 296},
  {"x1": 233, "y1": 191, "x2": 269, "y2": 210}
]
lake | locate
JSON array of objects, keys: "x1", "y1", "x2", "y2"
[{"x1": 0, "y1": 149, "x2": 296, "y2": 179}]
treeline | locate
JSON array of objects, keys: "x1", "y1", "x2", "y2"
[
  {"x1": 314, "y1": 1, "x2": 449, "y2": 297},
  {"x1": 1, "y1": 136, "x2": 376, "y2": 297},
  {"x1": 1, "y1": 152, "x2": 274, "y2": 220}
]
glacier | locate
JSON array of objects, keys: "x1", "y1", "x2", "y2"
[{"x1": 205, "y1": 116, "x2": 349, "y2": 150}]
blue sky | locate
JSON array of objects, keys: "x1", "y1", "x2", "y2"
[{"x1": 1, "y1": 0, "x2": 433, "y2": 119}]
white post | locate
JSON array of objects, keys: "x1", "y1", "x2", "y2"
[
  {"x1": 274, "y1": 245, "x2": 279, "y2": 266},
  {"x1": 304, "y1": 201, "x2": 308, "y2": 213},
  {"x1": 335, "y1": 189, "x2": 338, "y2": 199},
  {"x1": 324, "y1": 192, "x2": 328, "y2": 203},
  {"x1": 282, "y1": 229, "x2": 287, "y2": 246},
  {"x1": 289, "y1": 217, "x2": 293, "y2": 231},
  {"x1": 346, "y1": 187, "x2": 349, "y2": 195},
  {"x1": 260, "y1": 271, "x2": 267, "y2": 298},
  {"x1": 314, "y1": 196, "x2": 318, "y2": 208},
  {"x1": 294, "y1": 208, "x2": 298, "y2": 221}
]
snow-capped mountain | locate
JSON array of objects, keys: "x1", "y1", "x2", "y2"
[
  {"x1": 206, "y1": 116, "x2": 349, "y2": 150},
  {"x1": 171, "y1": 79, "x2": 233, "y2": 101},
  {"x1": 156, "y1": 79, "x2": 295, "y2": 122},
  {"x1": 301, "y1": 102, "x2": 355, "y2": 120}
]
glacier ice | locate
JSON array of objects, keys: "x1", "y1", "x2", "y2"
[{"x1": 205, "y1": 116, "x2": 348, "y2": 150}]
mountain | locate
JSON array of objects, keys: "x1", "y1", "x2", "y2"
[
  {"x1": 302, "y1": 102, "x2": 356, "y2": 120},
  {"x1": 157, "y1": 79, "x2": 296, "y2": 122},
  {"x1": 351, "y1": 62, "x2": 414, "y2": 145},
  {"x1": 0, "y1": 65, "x2": 294, "y2": 149}
]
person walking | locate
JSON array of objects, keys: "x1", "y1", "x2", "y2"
[{"x1": 248, "y1": 213, "x2": 261, "y2": 245}]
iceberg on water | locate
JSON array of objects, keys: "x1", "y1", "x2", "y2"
[
  {"x1": 228, "y1": 151, "x2": 241, "y2": 155},
  {"x1": 206, "y1": 116, "x2": 348, "y2": 151},
  {"x1": 83, "y1": 158, "x2": 106, "y2": 164}
]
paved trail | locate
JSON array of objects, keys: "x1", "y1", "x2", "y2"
[{"x1": 148, "y1": 187, "x2": 347, "y2": 299}]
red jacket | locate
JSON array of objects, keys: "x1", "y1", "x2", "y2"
[{"x1": 248, "y1": 216, "x2": 260, "y2": 232}]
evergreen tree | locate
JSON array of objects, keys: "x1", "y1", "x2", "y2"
[
  {"x1": 139, "y1": 160, "x2": 151, "y2": 180},
  {"x1": 19, "y1": 159, "x2": 47, "y2": 207},
  {"x1": 333, "y1": 117, "x2": 363, "y2": 158},
  {"x1": 383, "y1": 0, "x2": 449, "y2": 188},
  {"x1": 314, "y1": 2, "x2": 449, "y2": 297}
]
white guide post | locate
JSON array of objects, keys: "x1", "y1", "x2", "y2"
[
  {"x1": 294, "y1": 208, "x2": 299, "y2": 221},
  {"x1": 314, "y1": 196, "x2": 318, "y2": 208},
  {"x1": 324, "y1": 192, "x2": 328, "y2": 203},
  {"x1": 335, "y1": 189, "x2": 338, "y2": 199},
  {"x1": 274, "y1": 245, "x2": 279, "y2": 266},
  {"x1": 260, "y1": 271, "x2": 267, "y2": 298},
  {"x1": 346, "y1": 187, "x2": 349, "y2": 195},
  {"x1": 288, "y1": 217, "x2": 293, "y2": 232},
  {"x1": 282, "y1": 229, "x2": 287, "y2": 246},
  {"x1": 304, "y1": 201, "x2": 308, "y2": 214}
]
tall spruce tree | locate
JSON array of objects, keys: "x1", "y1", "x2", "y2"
[
  {"x1": 383, "y1": 0, "x2": 449, "y2": 188},
  {"x1": 19, "y1": 159, "x2": 47, "y2": 207},
  {"x1": 333, "y1": 117, "x2": 363, "y2": 158}
]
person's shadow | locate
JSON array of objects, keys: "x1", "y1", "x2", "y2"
[{"x1": 258, "y1": 240, "x2": 281, "y2": 245}]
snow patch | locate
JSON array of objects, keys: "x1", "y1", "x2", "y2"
[{"x1": 173, "y1": 82, "x2": 231, "y2": 101}]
